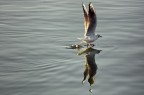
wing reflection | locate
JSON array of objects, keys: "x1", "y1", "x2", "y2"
[{"x1": 78, "y1": 47, "x2": 101, "y2": 86}]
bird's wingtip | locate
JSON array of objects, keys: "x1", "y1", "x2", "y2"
[
  {"x1": 82, "y1": 2, "x2": 85, "y2": 7},
  {"x1": 89, "y1": 2, "x2": 93, "y2": 8}
]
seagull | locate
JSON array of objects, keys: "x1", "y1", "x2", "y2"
[{"x1": 79, "y1": 2, "x2": 102, "y2": 47}]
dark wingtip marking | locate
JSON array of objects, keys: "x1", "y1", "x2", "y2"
[{"x1": 89, "y1": 2, "x2": 95, "y2": 16}]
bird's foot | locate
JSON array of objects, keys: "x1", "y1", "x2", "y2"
[
  {"x1": 86, "y1": 44, "x2": 94, "y2": 48},
  {"x1": 90, "y1": 44, "x2": 95, "y2": 47}
]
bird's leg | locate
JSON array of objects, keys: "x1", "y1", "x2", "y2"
[
  {"x1": 87, "y1": 43, "x2": 91, "y2": 48},
  {"x1": 75, "y1": 41, "x2": 83, "y2": 48},
  {"x1": 90, "y1": 43, "x2": 95, "y2": 47},
  {"x1": 77, "y1": 41, "x2": 82, "y2": 45}
]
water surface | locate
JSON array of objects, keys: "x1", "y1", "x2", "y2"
[{"x1": 0, "y1": 0, "x2": 144, "y2": 95}]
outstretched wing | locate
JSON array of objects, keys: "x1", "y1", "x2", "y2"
[
  {"x1": 82, "y1": 3, "x2": 90, "y2": 34},
  {"x1": 85, "y1": 2, "x2": 97, "y2": 36}
]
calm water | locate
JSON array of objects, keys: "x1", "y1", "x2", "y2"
[{"x1": 0, "y1": 0, "x2": 144, "y2": 95}]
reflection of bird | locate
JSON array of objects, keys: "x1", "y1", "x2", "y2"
[
  {"x1": 78, "y1": 2, "x2": 102, "y2": 47},
  {"x1": 78, "y1": 47, "x2": 101, "y2": 86}
]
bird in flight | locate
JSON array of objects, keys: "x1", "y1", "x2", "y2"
[{"x1": 79, "y1": 2, "x2": 102, "y2": 47}]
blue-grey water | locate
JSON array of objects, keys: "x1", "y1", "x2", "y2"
[{"x1": 0, "y1": 0, "x2": 144, "y2": 95}]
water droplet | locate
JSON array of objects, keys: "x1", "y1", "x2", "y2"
[{"x1": 89, "y1": 89, "x2": 92, "y2": 93}]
